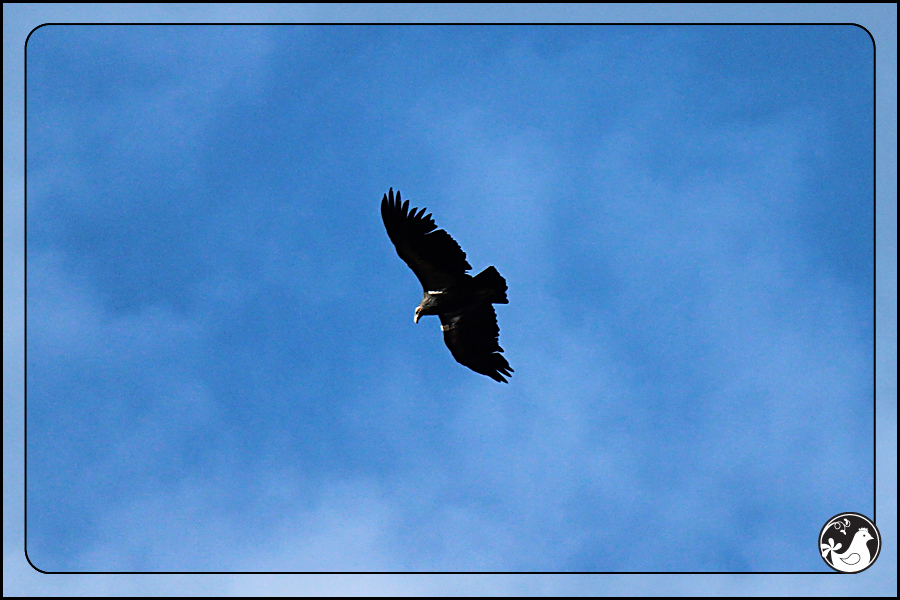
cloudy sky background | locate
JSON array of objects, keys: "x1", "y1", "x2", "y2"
[{"x1": 5, "y1": 4, "x2": 896, "y2": 596}]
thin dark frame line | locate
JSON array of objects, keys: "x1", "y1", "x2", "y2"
[{"x1": 22, "y1": 21, "x2": 879, "y2": 576}]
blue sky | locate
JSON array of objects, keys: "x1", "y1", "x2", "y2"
[{"x1": 5, "y1": 4, "x2": 896, "y2": 596}]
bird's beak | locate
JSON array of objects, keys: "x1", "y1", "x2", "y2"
[{"x1": 414, "y1": 307, "x2": 421, "y2": 324}]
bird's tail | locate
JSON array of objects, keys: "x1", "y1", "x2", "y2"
[{"x1": 474, "y1": 266, "x2": 508, "y2": 304}]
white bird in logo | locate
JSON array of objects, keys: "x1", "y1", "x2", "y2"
[{"x1": 822, "y1": 527, "x2": 874, "y2": 572}]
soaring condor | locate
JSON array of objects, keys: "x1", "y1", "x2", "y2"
[{"x1": 381, "y1": 188, "x2": 513, "y2": 383}]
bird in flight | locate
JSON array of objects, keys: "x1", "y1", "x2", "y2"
[{"x1": 381, "y1": 188, "x2": 513, "y2": 383}]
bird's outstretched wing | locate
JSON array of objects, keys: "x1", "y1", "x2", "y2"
[
  {"x1": 381, "y1": 188, "x2": 472, "y2": 291},
  {"x1": 440, "y1": 305, "x2": 513, "y2": 383}
]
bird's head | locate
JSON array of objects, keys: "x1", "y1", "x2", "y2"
[{"x1": 415, "y1": 293, "x2": 444, "y2": 323}]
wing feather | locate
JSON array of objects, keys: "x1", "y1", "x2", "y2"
[
  {"x1": 440, "y1": 305, "x2": 513, "y2": 383},
  {"x1": 381, "y1": 188, "x2": 472, "y2": 290}
]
